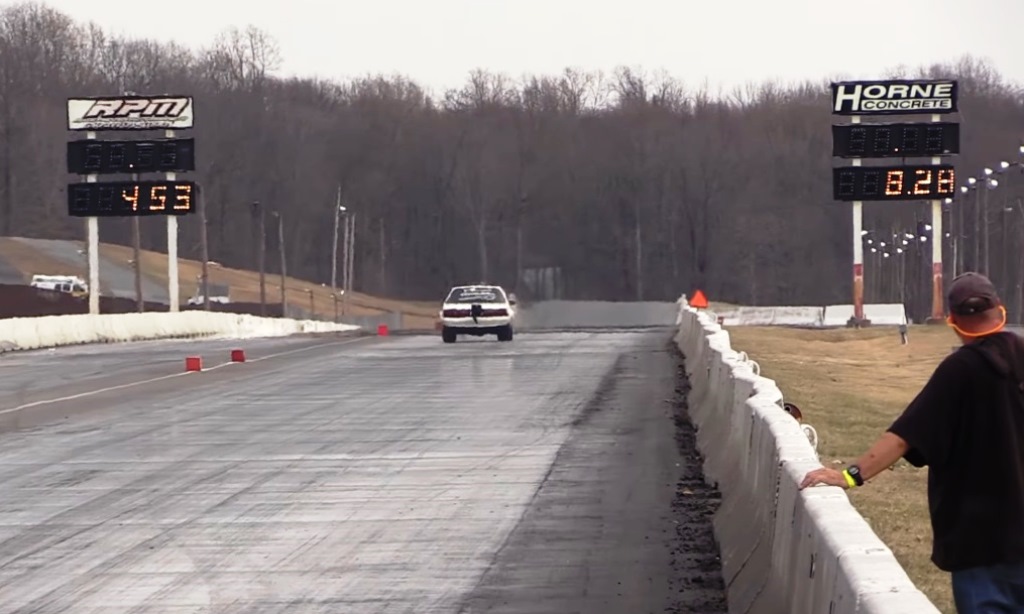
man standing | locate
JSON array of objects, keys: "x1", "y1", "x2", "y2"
[{"x1": 800, "y1": 272, "x2": 1024, "y2": 613}]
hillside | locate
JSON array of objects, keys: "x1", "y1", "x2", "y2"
[{"x1": 0, "y1": 237, "x2": 438, "y2": 328}]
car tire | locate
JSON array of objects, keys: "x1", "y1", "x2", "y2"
[
  {"x1": 497, "y1": 325, "x2": 514, "y2": 342},
  {"x1": 442, "y1": 327, "x2": 457, "y2": 344}
]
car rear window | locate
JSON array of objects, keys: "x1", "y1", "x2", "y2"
[{"x1": 446, "y1": 288, "x2": 506, "y2": 303}]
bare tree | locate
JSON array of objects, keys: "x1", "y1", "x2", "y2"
[{"x1": 1, "y1": 2, "x2": 1023, "y2": 320}]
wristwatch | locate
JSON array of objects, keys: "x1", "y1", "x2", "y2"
[{"x1": 844, "y1": 465, "x2": 865, "y2": 487}]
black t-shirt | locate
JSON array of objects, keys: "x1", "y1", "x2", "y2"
[{"x1": 888, "y1": 331, "x2": 1024, "y2": 572}]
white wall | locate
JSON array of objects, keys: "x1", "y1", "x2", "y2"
[
  {"x1": 675, "y1": 297, "x2": 939, "y2": 614},
  {"x1": 0, "y1": 312, "x2": 359, "y2": 353},
  {"x1": 823, "y1": 304, "x2": 909, "y2": 327}
]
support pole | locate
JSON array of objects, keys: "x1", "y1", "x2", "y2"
[
  {"x1": 88, "y1": 216, "x2": 99, "y2": 315},
  {"x1": 86, "y1": 130, "x2": 100, "y2": 315},
  {"x1": 850, "y1": 116, "x2": 865, "y2": 326},
  {"x1": 132, "y1": 215, "x2": 143, "y2": 312},
  {"x1": 930, "y1": 198, "x2": 944, "y2": 321},
  {"x1": 166, "y1": 129, "x2": 179, "y2": 313},
  {"x1": 929, "y1": 131, "x2": 945, "y2": 322},
  {"x1": 847, "y1": 116, "x2": 864, "y2": 325},
  {"x1": 167, "y1": 215, "x2": 179, "y2": 312},
  {"x1": 853, "y1": 200, "x2": 865, "y2": 323}
]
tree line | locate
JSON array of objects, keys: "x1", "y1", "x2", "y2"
[{"x1": 2, "y1": 2, "x2": 1023, "y2": 322}]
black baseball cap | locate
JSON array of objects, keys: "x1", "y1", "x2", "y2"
[{"x1": 947, "y1": 272, "x2": 1001, "y2": 316}]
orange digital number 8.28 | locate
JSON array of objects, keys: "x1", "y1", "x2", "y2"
[
  {"x1": 913, "y1": 169, "x2": 933, "y2": 195},
  {"x1": 884, "y1": 170, "x2": 904, "y2": 196},
  {"x1": 937, "y1": 169, "x2": 955, "y2": 194}
]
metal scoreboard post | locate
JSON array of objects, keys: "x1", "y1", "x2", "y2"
[
  {"x1": 66, "y1": 95, "x2": 197, "y2": 314},
  {"x1": 830, "y1": 79, "x2": 959, "y2": 325}
]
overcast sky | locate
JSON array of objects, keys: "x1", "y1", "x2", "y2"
[{"x1": 28, "y1": 0, "x2": 1024, "y2": 95}]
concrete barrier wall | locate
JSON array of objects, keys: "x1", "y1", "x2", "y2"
[
  {"x1": 0, "y1": 312, "x2": 359, "y2": 353},
  {"x1": 675, "y1": 297, "x2": 939, "y2": 614}
]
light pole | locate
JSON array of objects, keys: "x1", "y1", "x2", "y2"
[
  {"x1": 1017, "y1": 196, "x2": 1024, "y2": 324},
  {"x1": 332, "y1": 198, "x2": 346, "y2": 294},
  {"x1": 997, "y1": 155, "x2": 1024, "y2": 322},
  {"x1": 966, "y1": 176, "x2": 981, "y2": 271},
  {"x1": 198, "y1": 187, "x2": 210, "y2": 310},
  {"x1": 252, "y1": 201, "x2": 267, "y2": 317},
  {"x1": 983, "y1": 167, "x2": 995, "y2": 274},
  {"x1": 341, "y1": 210, "x2": 356, "y2": 317},
  {"x1": 272, "y1": 210, "x2": 287, "y2": 317},
  {"x1": 957, "y1": 185, "x2": 970, "y2": 275}
]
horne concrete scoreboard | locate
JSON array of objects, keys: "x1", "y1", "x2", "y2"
[
  {"x1": 832, "y1": 80, "x2": 959, "y2": 204},
  {"x1": 828, "y1": 78, "x2": 959, "y2": 324}
]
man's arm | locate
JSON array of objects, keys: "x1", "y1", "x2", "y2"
[
  {"x1": 800, "y1": 350, "x2": 967, "y2": 490},
  {"x1": 799, "y1": 432, "x2": 909, "y2": 489}
]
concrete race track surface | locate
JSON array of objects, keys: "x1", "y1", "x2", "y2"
[{"x1": 0, "y1": 331, "x2": 725, "y2": 613}]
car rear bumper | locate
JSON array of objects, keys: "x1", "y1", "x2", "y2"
[{"x1": 441, "y1": 317, "x2": 512, "y2": 333}]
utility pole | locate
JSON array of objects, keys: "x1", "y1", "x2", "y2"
[
  {"x1": 348, "y1": 213, "x2": 356, "y2": 299},
  {"x1": 254, "y1": 201, "x2": 266, "y2": 317},
  {"x1": 1017, "y1": 198, "x2": 1024, "y2": 324},
  {"x1": 378, "y1": 217, "x2": 386, "y2": 295},
  {"x1": 973, "y1": 186, "x2": 981, "y2": 271},
  {"x1": 341, "y1": 210, "x2": 351, "y2": 316},
  {"x1": 982, "y1": 180, "x2": 990, "y2": 275},
  {"x1": 331, "y1": 185, "x2": 342, "y2": 293},
  {"x1": 276, "y1": 211, "x2": 287, "y2": 317},
  {"x1": 199, "y1": 187, "x2": 210, "y2": 310}
]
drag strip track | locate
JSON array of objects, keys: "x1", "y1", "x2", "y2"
[
  {"x1": 0, "y1": 330, "x2": 725, "y2": 613},
  {"x1": 0, "y1": 333, "x2": 371, "y2": 432}
]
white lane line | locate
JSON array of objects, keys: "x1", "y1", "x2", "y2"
[
  {"x1": 0, "y1": 336, "x2": 372, "y2": 416},
  {"x1": 245, "y1": 336, "x2": 368, "y2": 363},
  {"x1": 0, "y1": 372, "x2": 195, "y2": 416}
]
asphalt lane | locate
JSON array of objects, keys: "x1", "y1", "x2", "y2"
[
  {"x1": 0, "y1": 333, "x2": 364, "y2": 423},
  {"x1": 0, "y1": 330, "x2": 725, "y2": 613}
]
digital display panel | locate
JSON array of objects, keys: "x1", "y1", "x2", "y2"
[
  {"x1": 67, "y1": 181, "x2": 196, "y2": 217},
  {"x1": 832, "y1": 123, "x2": 959, "y2": 158},
  {"x1": 833, "y1": 165, "x2": 956, "y2": 201},
  {"x1": 67, "y1": 138, "x2": 195, "y2": 174}
]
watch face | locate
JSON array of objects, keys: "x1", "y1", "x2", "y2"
[{"x1": 847, "y1": 465, "x2": 864, "y2": 486}]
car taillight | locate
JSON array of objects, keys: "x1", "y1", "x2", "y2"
[
  {"x1": 481, "y1": 308, "x2": 508, "y2": 317},
  {"x1": 443, "y1": 309, "x2": 471, "y2": 317}
]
